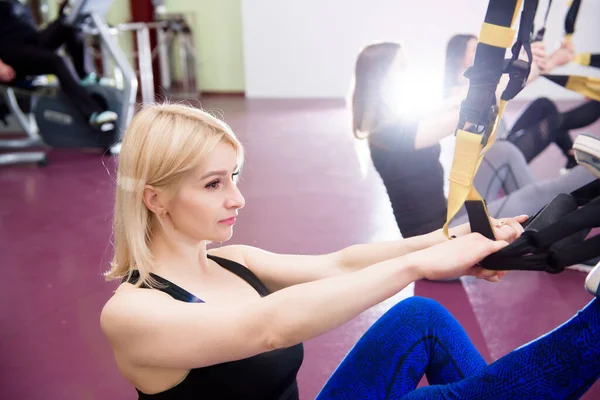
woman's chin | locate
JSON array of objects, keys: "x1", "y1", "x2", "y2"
[{"x1": 212, "y1": 228, "x2": 234, "y2": 243}]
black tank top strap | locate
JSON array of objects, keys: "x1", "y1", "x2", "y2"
[
  {"x1": 123, "y1": 270, "x2": 204, "y2": 303},
  {"x1": 207, "y1": 254, "x2": 270, "y2": 297},
  {"x1": 122, "y1": 254, "x2": 269, "y2": 303}
]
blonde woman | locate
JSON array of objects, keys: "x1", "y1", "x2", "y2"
[{"x1": 101, "y1": 103, "x2": 600, "y2": 399}]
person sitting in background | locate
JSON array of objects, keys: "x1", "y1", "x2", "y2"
[
  {"x1": 0, "y1": 0, "x2": 116, "y2": 127},
  {"x1": 351, "y1": 41, "x2": 595, "y2": 239}
]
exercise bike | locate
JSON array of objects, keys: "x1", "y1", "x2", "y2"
[{"x1": 0, "y1": 0, "x2": 137, "y2": 167}]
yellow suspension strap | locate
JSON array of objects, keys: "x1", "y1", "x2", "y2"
[
  {"x1": 541, "y1": 0, "x2": 600, "y2": 97},
  {"x1": 565, "y1": 1, "x2": 597, "y2": 69},
  {"x1": 563, "y1": 0, "x2": 581, "y2": 42},
  {"x1": 564, "y1": 0, "x2": 598, "y2": 68},
  {"x1": 543, "y1": 75, "x2": 600, "y2": 101},
  {"x1": 573, "y1": 53, "x2": 600, "y2": 68},
  {"x1": 534, "y1": 0, "x2": 597, "y2": 68},
  {"x1": 533, "y1": 0, "x2": 553, "y2": 41},
  {"x1": 443, "y1": 0, "x2": 539, "y2": 240}
]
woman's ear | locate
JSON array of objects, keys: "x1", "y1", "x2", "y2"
[{"x1": 142, "y1": 184, "x2": 167, "y2": 217}]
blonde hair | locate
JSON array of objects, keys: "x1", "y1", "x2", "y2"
[{"x1": 105, "y1": 103, "x2": 244, "y2": 287}]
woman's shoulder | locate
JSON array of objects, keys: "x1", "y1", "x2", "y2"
[{"x1": 100, "y1": 280, "x2": 174, "y2": 338}]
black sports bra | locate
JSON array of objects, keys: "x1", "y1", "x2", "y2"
[{"x1": 124, "y1": 254, "x2": 305, "y2": 400}]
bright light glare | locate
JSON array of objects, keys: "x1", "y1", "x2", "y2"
[{"x1": 384, "y1": 70, "x2": 444, "y2": 121}]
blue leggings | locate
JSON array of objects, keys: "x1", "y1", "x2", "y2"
[{"x1": 316, "y1": 297, "x2": 600, "y2": 399}]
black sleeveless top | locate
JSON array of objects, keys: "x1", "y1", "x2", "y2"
[
  {"x1": 369, "y1": 120, "x2": 447, "y2": 238},
  {"x1": 125, "y1": 254, "x2": 305, "y2": 400}
]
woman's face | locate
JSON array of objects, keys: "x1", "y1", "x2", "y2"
[{"x1": 166, "y1": 140, "x2": 245, "y2": 243}]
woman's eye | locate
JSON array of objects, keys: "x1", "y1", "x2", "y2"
[
  {"x1": 205, "y1": 172, "x2": 240, "y2": 189},
  {"x1": 205, "y1": 180, "x2": 220, "y2": 189}
]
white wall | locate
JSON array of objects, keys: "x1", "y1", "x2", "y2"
[{"x1": 241, "y1": 0, "x2": 600, "y2": 100}]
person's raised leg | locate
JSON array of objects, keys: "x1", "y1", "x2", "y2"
[
  {"x1": 505, "y1": 98, "x2": 575, "y2": 167},
  {"x1": 0, "y1": 44, "x2": 115, "y2": 127},
  {"x1": 315, "y1": 297, "x2": 487, "y2": 400},
  {"x1": 37, "y1": 19, "x2": 95, "y2": 81},
  {"x1": 403, "y1": 295, "x2": 600, "y2": 399}
]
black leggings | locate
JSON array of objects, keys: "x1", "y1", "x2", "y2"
[
  {"x1": 505, "y1": 98, "x2": 570, "y2": 163},
  {"x1": 505, "y1": 98, "x2": 600, "y2": 165},
  {"x1": 0, "y1": 18, "x2": 101, "y2": 119},
  {"x1": 560, "y1": 99, "x2": 600, "y2": 130}
]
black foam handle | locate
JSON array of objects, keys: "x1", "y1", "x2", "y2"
[{"x1": 465, "y1": 200, "x2": 495, "y2": 240}]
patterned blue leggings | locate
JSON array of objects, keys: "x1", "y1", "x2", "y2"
[{"x1": 316, "y1": 297, "x2": 600, "y2": 399}]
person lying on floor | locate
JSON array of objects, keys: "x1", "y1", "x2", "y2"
[{"x1": 100, "y1": 103, "x2": 600, "y2": 399}]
